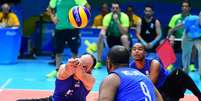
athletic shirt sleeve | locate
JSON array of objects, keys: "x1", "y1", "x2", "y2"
[
  {"x1": 102, "y1": 13, "x2": 112, "y2": 27},
  {"x1": 120, "y1": 12, "x2": 129, "y2": 27},
  {"x1": 75, "y1": 0, "x2": 87, "y2": 6},
  {"x1": 168, "y1": 14, "x2": 180, "y2": 28},
  {"x1": 103, "y1": 12, "x2": 129, "y2": 28},
  {"x1": 49, "y1": 0, "x2": 57, "y2": 8},
  {"x1": 50, "y1": 0, "x2": 87, "y2": 8}
]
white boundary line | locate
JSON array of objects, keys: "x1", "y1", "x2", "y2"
[{"x1": 0, "y1": 78, "x2": 12, "y2": 93}]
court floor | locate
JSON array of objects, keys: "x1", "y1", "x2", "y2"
[{"x1": 0, "y1": 56, "x2": 200, "y2": 101}]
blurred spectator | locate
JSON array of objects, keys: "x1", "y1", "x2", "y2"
[
  {"x1": 125, "y1": 5, "x2": 141, "y2": 30},
  {"x1": 136, "y1": 4, "x2": 162, "y2": 52},
  {"x1": 168, "y1": 11, "x2": 201, "y2": 79},
  {"x1": 168, "y1": 0, "x2": 196, "y2": 72},
  {"x1": 168, "y1": 1, "x2": 191, "y2": 41},
  {"x1": 95, "y1": 1, "x2": 130, "y2": 68},
  {"x1": 92, "y1": 3, "x2": 109, "y2": 28},
  {"x1": 0, "y1": 3, "x2": 19, "y2": 27}
]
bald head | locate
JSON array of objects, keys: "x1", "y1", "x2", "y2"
[
  {"x1": 79, "y1": 54, "x2": 96, "y2": 73},
  {"x1": 107, "y1": 45, "x2": 130, "y2": 66}
]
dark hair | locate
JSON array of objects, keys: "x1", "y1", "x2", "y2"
[
  {"x1": 89, "y1": 54, "x2": 97, "y2": 69},
  {"x1": 182, "y1": 0, "x2": 191, "y2": 7},
  {"x1": 144, "y1": 4, "x2": 154, "y2": 11},
  {"x1": 101, "y1": 3, "x2": 108, "y2": 8},
  {"x1": 107, "y1": 45, "x2": 130, "y2": 66},
  {"x1": 114, "y1": 0, "x2": 120, "y2": 4},
  {"x1": 82, "y1": 53, "x2": 96, "y2": 69},
  {"x1": 127, "y1": 5, "x2": 134, "y2": 12},
  {"x1": 111, "y1": 0, "x2": 120, "y2": 6},
  {"x1": 132, "y1": 42, "x2": 146, "y2": 50}
]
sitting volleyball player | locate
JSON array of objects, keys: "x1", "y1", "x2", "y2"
[
  {"x1": 53, "y1": 53, "x2": 96, "y2": 101},
  {"x1": 98, "y1": 45, "x2": 163, "y2": 101},
  {"x1": 17, "y1": 53, "x2": 96, "y2": 101},
  {"x1": 130, "y1": 43, "x2": 201, "y2": 101}
]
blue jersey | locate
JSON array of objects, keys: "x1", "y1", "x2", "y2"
[
  {"x1": 183, "y1": 15, "x2": 201, "y2": 39},
  {"x1": 129, "y1": 58, "x2": 169, "y2": 88},
  {"x1": 112, "y1": 67, "x2": 156, "y2": 101},
  {"x1": 53, "y1": 76, "x2": 89, "y2": 101}
]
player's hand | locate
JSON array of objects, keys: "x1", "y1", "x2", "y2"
[
  {"x1": 146, "y1": 43, "x2": 153, "y2": 49},
  {"x1": 65, "y1": 58, "x2": 79, "y2": 74},
  {"x1": 113, "y1": 13, "x2": 119, "y2": 21},
  {"x1": 169, "y1": 35, "x2": 175, "y2": 46},
  {"x1": 75, "y1": 62, "x2": 86, "y2": 80},
  {"x1": 51, "y1": 16, "x2": 58, "y2": 24},
  {"x1": 46, "y1": 7, "x2": 52, "y2": 15}
]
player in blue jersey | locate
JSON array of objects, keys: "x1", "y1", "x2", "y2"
[
  {"x1": 130, "y1": 42, "x2": 201, "y2": 101},
  {"x1": 53, "y1": 53, "x2": 96, "y2": 101},
  {"x1": 98, "y1": 45, "x2": 163, "y2": 101},
  {"x1": 17, "y1": 53, "x2": 96, "y2": 101}
]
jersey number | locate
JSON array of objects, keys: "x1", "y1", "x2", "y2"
[{"x1": 140, "y1": 82, "x2": 152, "y2": 101}]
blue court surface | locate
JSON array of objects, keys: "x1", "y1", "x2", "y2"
[
  {"x1": 0, "y1": 56, "x2": 108, "y2": 92},
  {"x1": 0, "y1": 56, "x2": 200, "y2": 100}
]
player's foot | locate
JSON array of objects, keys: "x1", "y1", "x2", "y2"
[
  {"x1": 167, "y1": 64, "x2": 174, "y2": 72},
  {"x1": 189, "y1": 64, "x2": 196, "y2": 72},
  {"x1": 46, "y1": 70, "x2": 57, "y2": 78},
  {"x1": 95, "y1": 62, "x2": 102, "y2": 69}
]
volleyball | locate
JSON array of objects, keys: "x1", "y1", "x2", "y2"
[{"x1": 68, "y1": 6, "x2": 90, "y2": 28}]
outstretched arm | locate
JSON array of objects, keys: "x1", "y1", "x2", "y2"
[{"x1": 167, "y1": 23, "x2": 184, "y2": 38}]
